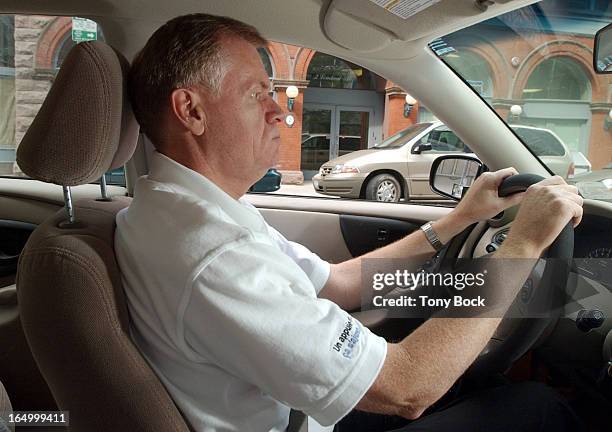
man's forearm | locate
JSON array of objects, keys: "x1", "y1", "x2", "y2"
[{"x1": 359, "y1": 241, "x2": 541, "y2": 419}]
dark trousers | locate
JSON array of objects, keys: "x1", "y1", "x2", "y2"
[{"x1": 335, "y1": 382, "x2": 583, "y2": 432}]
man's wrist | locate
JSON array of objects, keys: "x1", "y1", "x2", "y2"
[
  {"x1": 430, "y1": 212, "x2": 472, "y2": 245},
  {"x1": 495, "y1": 237, "x2": 543, "y2": 259},
  {"x1": 448, "y1": 208, "x2": 477, "y2": 227}
]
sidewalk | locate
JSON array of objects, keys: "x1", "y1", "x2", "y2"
[{"x1": 270, "y1": 180, "x2": 334, "y2": 198}]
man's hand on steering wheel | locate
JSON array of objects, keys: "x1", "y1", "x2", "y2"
[
  {"x1": 453, "y1": 167, "x2": 526, "y2": 225},
  {"x1": 502, "y1": 175, "x2": 583, "y2": 257}
]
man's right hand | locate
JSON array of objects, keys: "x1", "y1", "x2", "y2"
[{"x1": 503, "y1": 175, "x2": 583, "y2": 257}]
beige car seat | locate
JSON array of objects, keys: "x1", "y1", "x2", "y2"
[{"x1": 15, "y1": 41, "x2": 190, "y2": 432}]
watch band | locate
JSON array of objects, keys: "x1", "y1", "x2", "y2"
[{"x1": 420, "y1": 222, "x2": 444, "y2": 251}]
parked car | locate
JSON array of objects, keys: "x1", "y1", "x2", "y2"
[
  {"x1": 571, "y1": 150, "x2": 593, "y2": 176},
  {"x1": 570, "y1": 163, "x2": 612, "y2": 203},
  {"x1": 313, "y1": 122, "x2": 574, "y2": 202},
  {"x1": 249, "y1": 168, "x2": 282, "y2": 192}
]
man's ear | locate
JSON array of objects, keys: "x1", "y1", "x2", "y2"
[{"x1": 170, "y1": 88, "x2": 207, "y2": 136}]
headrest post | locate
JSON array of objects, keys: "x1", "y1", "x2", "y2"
[
  {"x1": 62, "y1": 186, "x2": 76, "y2": 224},
  {"x1": 99, "y1": 174, "x2": 111, "y2": 201}
]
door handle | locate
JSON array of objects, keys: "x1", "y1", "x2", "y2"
[{"x1": 377, "y1": 228, "x2": 389, "y2": 241}]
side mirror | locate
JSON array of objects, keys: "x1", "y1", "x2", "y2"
[
  {"x1": 249, "y1": 168, "x2": 282, "y2": 193},
  {"x1": 429, "y1": 155, "x2": 484, "y2": 200},
  {"x1": 412, "y1": 143, "x2": 432, "y2": 154},
  {"x1": 594, "y1": 22, "x2": 612, "y2": 74}
]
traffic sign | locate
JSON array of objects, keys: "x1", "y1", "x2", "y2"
[{"x1": 72, "y1": 17, "x2": 97, "y2": 43}]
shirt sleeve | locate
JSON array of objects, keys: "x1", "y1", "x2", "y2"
[
  {"x1": 265, "y1": 224, "x2": 331, "y2": 294},
  {"x1": 181, "y1": 240, "x2": 387, "y2": 426}
]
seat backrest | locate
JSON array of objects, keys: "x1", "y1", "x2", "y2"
[
  {"x1": 15, "y1": 41, "x2": 190, "y2": 432},
  {"x1": 0, "y1": 380, "x2": 13, "y2": 432}
]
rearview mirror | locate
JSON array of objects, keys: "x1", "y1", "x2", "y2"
[
  {"x1": 594, "y1": 22, "x2": 612, "y2": 74},
  {"x1": 249, "y1": 168, "x2": 282, "y2": 193},
  {"x1": 429, "y1": 155, "x2": 483, "y2": 200}
]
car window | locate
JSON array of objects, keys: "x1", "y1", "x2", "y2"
[
  {"x1": 420, "y1": 127, "x2": 466, "y2": 152},
  {"x1": 511, "y1": 127, "x2": 566, "y2": 157},
  {"x1": 0, "y1": 14, "x2": 124, "y2": 186},
  {"x1": 242, "y1": 39, "x2": 459, "y2": 205},
  {"x1": 435, "y1": 0, "x2": 611, "y2": 194},
  {"x1": 373, "y1": 122, "x2": 432, "y2": 149}
]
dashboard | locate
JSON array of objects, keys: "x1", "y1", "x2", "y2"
[
  {"x1": 470, "y1": 207, "x2": 612, "y2": 350},
  {"x1": 473, "y1": 214, "x2": 612, "y2": 260},
  {"x1": 573, "y1": 215, "x2": 612, "y2": 259}
]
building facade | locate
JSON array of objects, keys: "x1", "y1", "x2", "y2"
[{"x1": 0, "y1": 1, "x2": 610, "y2": 181}]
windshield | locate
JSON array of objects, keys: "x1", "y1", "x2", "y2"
[
  {"x1": 435, "y1": 0, "x2": 612, "y2": 203},
  {"x1": 374, "y1": 122, "x2": 431, "y2": 149}
]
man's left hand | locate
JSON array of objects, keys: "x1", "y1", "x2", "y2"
[{"x1": 452, "y1": 167, "x2": 525, "y2": 225}]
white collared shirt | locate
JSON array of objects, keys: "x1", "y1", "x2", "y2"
[{"x1": 115, "y1": 151, "x2": 387, "y2": 432}]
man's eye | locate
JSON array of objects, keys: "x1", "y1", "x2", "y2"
[
  {"x1": 250, "y1": 90, "x2": 273, "y2": 101},
  {"x1": 251, "y1": 91, "x2": 262, "y2": 100}
]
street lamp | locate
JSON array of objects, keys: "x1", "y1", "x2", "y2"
[
  {"x1": 510, "y1": 104, "x2": 522, "y2": 123},
  {"x1": 285, "y1": 86, "x2": 299, "y2": 112},
  {"x1": 285, "y1": 86, "x2": 299, "y2": 128},
  {"x1": 404, "y1": 93, "x2": 417, "y2": 117}
]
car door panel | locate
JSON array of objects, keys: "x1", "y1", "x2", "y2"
[
  {"x1": 0, "y1": 196, "x2": 59, "y2": 225},
  {"x1": 250, "y1": 194, "x2": 452, "y2": 264},
  {"x1": 258, "y1": 208, "x2": 353, "y2": 263},
  {"x1": 0, "y1": 220, "x2": 36, "y2": 283},
  {"x1": 408, "y1": 151, "x2": 440, "y2": 198},
  {"x1": 339, "y1": 214, "x2": 420, "y2": 257},
  {"x1": 0, "y1": 217, "x2": 59, "y2": 412}
]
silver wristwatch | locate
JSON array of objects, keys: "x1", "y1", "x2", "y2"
[{"x1": 420, "y1": 222, "x2": 444, "y2": 251}]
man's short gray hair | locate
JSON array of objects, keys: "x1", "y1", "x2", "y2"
[{"x1": 128, "y1": 13, "x2": 267, "y2": 145}]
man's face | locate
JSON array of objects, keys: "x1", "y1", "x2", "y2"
[{"x1": 201, "y1": 36, "x2": 285, "y2": 188}]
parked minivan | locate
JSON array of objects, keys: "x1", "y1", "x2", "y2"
[{"x1": 313, "y1": 121, "x2": 575, "y2": 202}]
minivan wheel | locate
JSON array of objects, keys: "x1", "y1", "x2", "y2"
[{"x1": 365, "y1": 174, "x2": 401, "y2": 202}]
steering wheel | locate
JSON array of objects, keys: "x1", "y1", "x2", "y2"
[{"x1": 450, "y1": 174, "x2": 574, "y2": 378}]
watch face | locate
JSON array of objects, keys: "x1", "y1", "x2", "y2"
[{"x1": 285, "y1": 114, "x2": 295, "y2": 127}]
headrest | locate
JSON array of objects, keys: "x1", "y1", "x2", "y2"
[{"x1": 16, "y1": 41, "x2": 139, "y2": 186}]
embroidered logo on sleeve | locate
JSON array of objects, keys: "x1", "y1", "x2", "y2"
[{"x1": 332, "y1": 317, "x2": 361, "y2": 359}]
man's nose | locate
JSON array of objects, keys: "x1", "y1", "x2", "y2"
[{"x1": 266, "y1": 99, "x2": 286, "y2": 124}]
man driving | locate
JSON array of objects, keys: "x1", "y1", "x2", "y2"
[{"x1": 115, "y1": 13, "x2": 583, "y2": 432}]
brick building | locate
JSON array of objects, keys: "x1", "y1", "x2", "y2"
[{"x1": 0, "y1": 2, "x2": 610, "y2": 181}]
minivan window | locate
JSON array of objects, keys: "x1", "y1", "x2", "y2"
[
  {"x1": 374, "y1": 122, "x2": 431, "y2": 149},
  {"x1": 421, "y1": 126, "x2": 466, "y2": 152},
  {"x1": 511, "y1": 127, "x2": 566, "y2": 157}
]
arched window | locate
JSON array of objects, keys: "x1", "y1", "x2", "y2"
[
  {"x1": 0, "y1": 15, "x2": 16, "y2": 151},
  {"x1": 306, "y1": 52, "x2": 377, "y2": 90},
  {"x1": 522, "y1": 57, "x2": 591, "y2": 100},
  {"x1": 53, "y1": 31, "x2": 75, "y2": 68},
  {"x1": 257, "y1": 47, "x2": 274, "y2": 78},
  {"x1": 443, "y1": 50, "x2": 493, "y2": 97},
  {"x1": 0, "y1": 15, "x2": 14, "y2": 68}
]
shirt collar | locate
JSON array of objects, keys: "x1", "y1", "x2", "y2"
[{"x1": 147, "y1": 151, "x2": 268, "y2": 234}]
